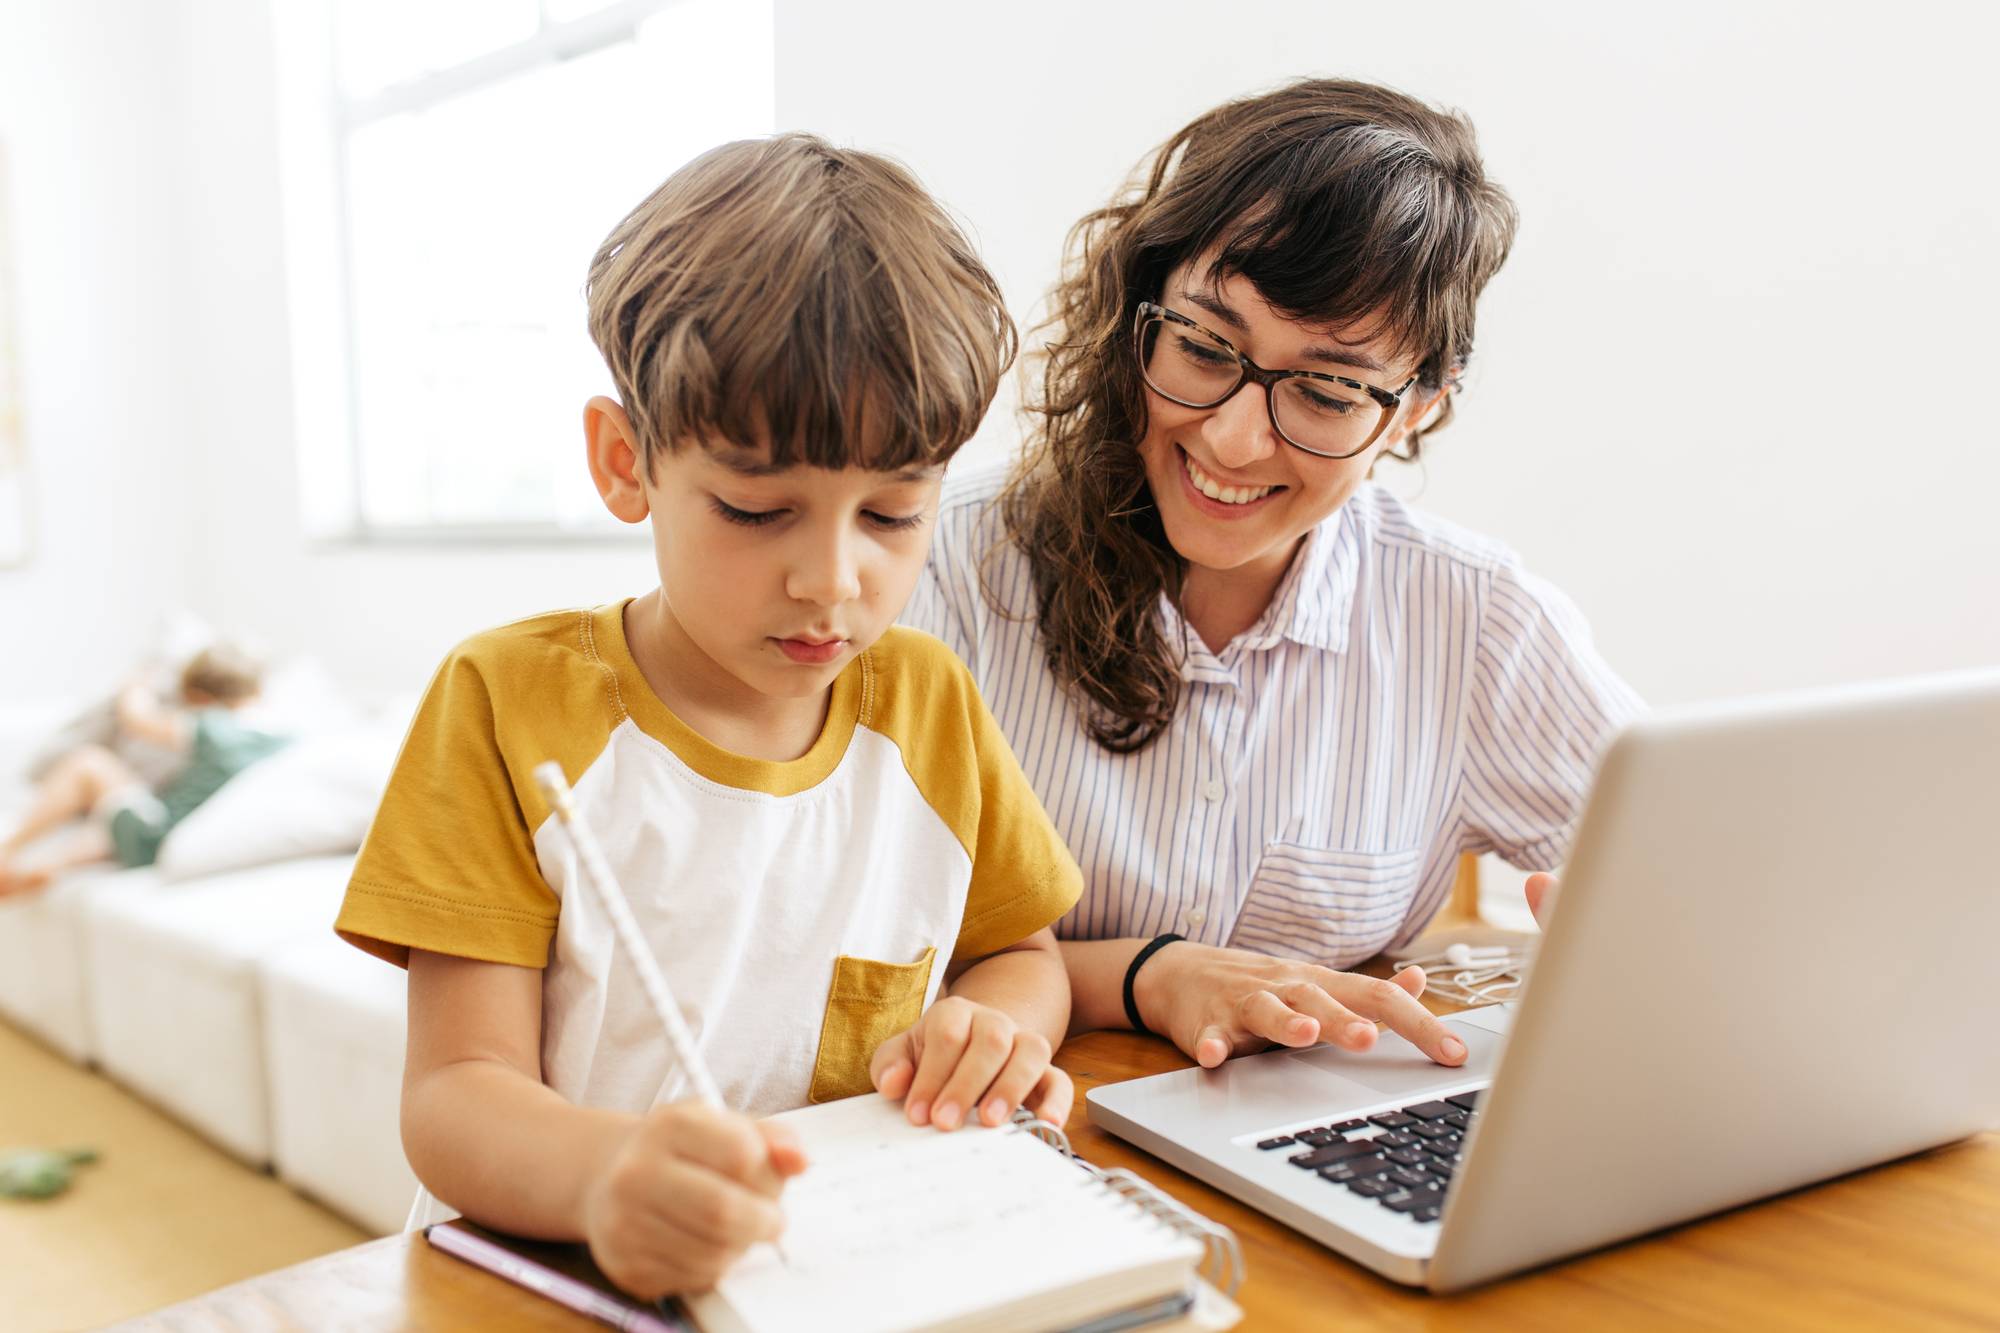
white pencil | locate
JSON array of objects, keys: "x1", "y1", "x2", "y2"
[
  {"x1": 532, "y1": 762, "x2": 791, "y2": 1265},
  {"x1": 534, "y1": 761, "x2": 725, "y2": 1109}
]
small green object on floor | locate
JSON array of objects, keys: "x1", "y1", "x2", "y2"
[{"x1": 0, "y1": 1148, "x2": 100, "y2": 1200}]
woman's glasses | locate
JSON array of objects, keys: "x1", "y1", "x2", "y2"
[{"x1": 1133, "y1": 302, "x2": 1416, "y2": 460}]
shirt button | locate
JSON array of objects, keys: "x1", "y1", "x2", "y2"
[
  {"x1": 1202, "y1": 778, "x2": 1224, "y2": 801},
  {"x1": 1183, "y1": 909, "x2": 1207, "y2": 932}
]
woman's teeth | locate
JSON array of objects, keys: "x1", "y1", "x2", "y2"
[{"x1": 1185, "y1": 452, "x2": 1276, "y2": 505}]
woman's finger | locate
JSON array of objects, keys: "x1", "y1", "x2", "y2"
[
  {"x1": 1270, "y1": 980, "x2": 1376, "y2": 1051},
  {"x1": 1191, "y1": 1024, "x2": 1232, "y2": 1068},
  {"x1": 1232, "y1": 989, "x2": 1320, "y2": 1050},
  {"x1": 1524, "y1": 873, "x2": 1557, "y2": 926},
  {"x1": 1322, "y1": 969, "x2": 1467, "y2": 1066}
]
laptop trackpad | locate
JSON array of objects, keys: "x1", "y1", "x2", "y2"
[{"x1": 1284, "y1": 1018, "x2": 1505, "y2": 1097}]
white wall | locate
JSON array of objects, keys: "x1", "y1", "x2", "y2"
[
  {"x1": 3, "y1": 0, "x2": 1996, "y2": 709},
  {"x1": 774, "y1": 0, "x2": 2000, "y2": 706},
  {"x1": 0, "y1": 1, "x2": 201, "y2": 703},
  {"x1": 172, "y1": 0, "x2": 656, "y2": 704}
]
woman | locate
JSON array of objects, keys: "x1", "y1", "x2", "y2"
[{"x1": 904, "y1": 78, "x2": 1642, "y2": 1069}]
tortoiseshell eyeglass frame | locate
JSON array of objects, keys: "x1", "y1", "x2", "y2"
[{"x1": 1134, "y1": 301, "x2": 1419, "y2": 460}]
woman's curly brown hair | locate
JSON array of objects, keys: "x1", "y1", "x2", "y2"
[{"x1": 999, "y1": 79, "x2": 1518, "y2": 753}]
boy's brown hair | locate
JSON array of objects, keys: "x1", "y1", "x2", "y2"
[
  {"x1": 180, "y1": 644, "x2": 263, "y2": 706},
  {"x1": 586, "y1": 133, "x2": 1015, "y2": 474}
]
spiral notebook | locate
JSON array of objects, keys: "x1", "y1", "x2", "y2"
[
  {"x1": 430, "y1": 1093, "x2": 1238, "y2": 1331},
  {"x1": 682, "y1": 1092, "x2": 1240, "y2": 1333}
]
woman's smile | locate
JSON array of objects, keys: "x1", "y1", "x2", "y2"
[{"x1": 1179, "y1": 445, "x2": 1284, "y2": 510}]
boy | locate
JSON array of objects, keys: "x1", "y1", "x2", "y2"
[
  {"x1": 0, "y1": 645, "x2": 284, "y2": 895},
  {"x1": 333, "y1": 135, "x2": 1081, "y2": 1302}
]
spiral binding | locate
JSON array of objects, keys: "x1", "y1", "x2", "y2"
[
  {"x1": 1091, "y1": 1167, "x2": 1245, "y2": 1297},
  {"x1": 1009, "y1": 1106, "x2": 1076, "y2": 1158},
  {"x1": 1006, "y1": 1109, "x2": 1245, "y2": 1297}
]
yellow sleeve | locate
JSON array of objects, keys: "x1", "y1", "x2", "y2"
[
  {"x1": 335, "y1": 613, "x2": 614, "y2": 969},
  {"x1": 866, "y1": 629, "x2": 1083, "y2": 962}
]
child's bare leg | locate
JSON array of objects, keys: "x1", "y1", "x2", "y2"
[
  {"x1": 0, "y1": 829, "x2": 111, "y2": 897},
  {"x1": 0, "y1": 745, "x2": 139, "y2": 862}
]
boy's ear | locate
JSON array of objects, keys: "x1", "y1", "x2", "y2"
[{"x1": 584, "y1": 397, "x2": 651, "y2": 523}]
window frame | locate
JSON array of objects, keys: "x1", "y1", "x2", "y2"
[{"x1": 321, "y1": 0, "x2": 686, "y2": 544}]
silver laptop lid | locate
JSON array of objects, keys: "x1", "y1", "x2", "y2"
[{"x1": 1430, "y1": 668, "x2": 2000, "y2": 1290}]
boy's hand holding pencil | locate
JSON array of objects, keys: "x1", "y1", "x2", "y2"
[
  {"x1": 535, "y1": 762, "x2": 808, "y2": 1298},
  {"x1": 580, "y1": 1102, "x2": 806, "y2": 1301}
]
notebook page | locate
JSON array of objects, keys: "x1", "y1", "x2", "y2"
[{"x1": 688, "y1": 1094, "x2": 1202, "y2": 1333}]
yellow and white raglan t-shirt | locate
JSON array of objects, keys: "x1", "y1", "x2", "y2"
[{"x1": 335, "y1": 602, "x2": 1082, "y2": 1133}]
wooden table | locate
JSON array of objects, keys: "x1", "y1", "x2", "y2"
[{"x1": 120, "y1": 1028, "x2": 1998, "y2": 1331}]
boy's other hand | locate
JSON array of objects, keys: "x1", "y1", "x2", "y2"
[
  {"x1": 870, "y1": 996, "x2": 1074, "y2": 1133},
  {"x1": 581, "y1": 1101, "x2": 807, "y2": 1301}
]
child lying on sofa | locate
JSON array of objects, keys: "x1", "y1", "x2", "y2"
[{"x1": 0, "y1": 645, "x2": 289, "y2": 896}]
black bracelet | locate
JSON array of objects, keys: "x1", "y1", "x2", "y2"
[{"x1": 1122, "y1": 933, "x2": 1185, "y2": 1037}]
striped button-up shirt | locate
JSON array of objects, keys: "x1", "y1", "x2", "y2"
[{"x1": 903, "y1": 465, "x2": 1644, "y2": 967}]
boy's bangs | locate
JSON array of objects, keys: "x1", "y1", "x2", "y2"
[{"x1": 688, "y1": 335, "x2": 977, "y2": 475}]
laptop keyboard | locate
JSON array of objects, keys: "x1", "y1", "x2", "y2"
[{"x1": 1254, "y1": 1089, "x2": 1482, "y2": 1224}]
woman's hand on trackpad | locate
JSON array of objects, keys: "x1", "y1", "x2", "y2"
[{"x1": 1131, "y1": 940, "x2": 1470, "y2": 1071}]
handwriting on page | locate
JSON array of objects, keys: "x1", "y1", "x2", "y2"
[
  {"x1": 704, "y1": 1097, "x2": 1198, "y2": 1332},
  {"x1": 763, "y1": 1131, "x2": 1084, "y2": 1267}
]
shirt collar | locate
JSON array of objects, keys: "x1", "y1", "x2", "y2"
[
  {"x1": 1233, "y1": 504, "x2": 1359, "y2": 654},
  {"x1": 1159, "y1": 501, "x2": 1360, "y2": 680}
]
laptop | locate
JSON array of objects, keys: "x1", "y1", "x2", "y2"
[{"x1": 1086, "y1": 669, "x2": 2000, "y2": 1292}]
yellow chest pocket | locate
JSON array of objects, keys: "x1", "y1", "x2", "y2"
[{"x1": 808, "y1": 946, "x2": 937, "y2": 1103}]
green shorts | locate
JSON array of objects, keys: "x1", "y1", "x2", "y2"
[{"x1": 103, "y1": 790, "x2": 172, "y2": 868}]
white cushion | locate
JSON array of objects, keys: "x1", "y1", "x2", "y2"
[
  {"x1": 155, "y1": 719, "x2": 401, "y2": 882},
  {"x1": 0, "y1": 859, "x2": 127, "y2": 1061},
  {"x1": 0, "y1": 696, "x2": 81, "y2": 787},
  {"x1": 236, "y1": 655, "x2": 363, "y2": 738},
  {"x1": 261, "y1": 934, "x2": 417, "y2": 1235},
  {"x1": 80, "y1": 856, "x2": 354, "y2": 1164}
]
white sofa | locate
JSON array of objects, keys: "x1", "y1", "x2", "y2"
[
  {"x1": 262, "y1": 931, "x2": 413, "y2": 1231},
  {"x1": 0, "y1": 701, "x2": 418, "y2": 1235}
]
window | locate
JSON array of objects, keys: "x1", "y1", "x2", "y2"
[{"x1": 311, "y1": 0, "x2": 774, "y2": 537}]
